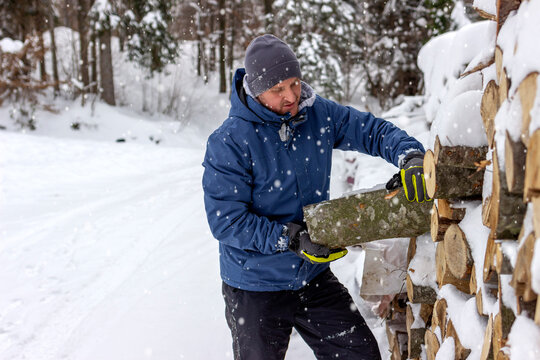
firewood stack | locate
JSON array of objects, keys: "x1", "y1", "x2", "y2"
[{"x1": 382, "y1": 1, "x2": 540, "y2": 359}]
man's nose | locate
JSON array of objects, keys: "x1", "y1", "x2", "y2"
[{"x1": 282, "y1": 87, "x2": 296, "y2": 103}]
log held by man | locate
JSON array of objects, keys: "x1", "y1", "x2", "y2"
[{"x1": 304, "y1": 186, "x2": 432, "y2": 249}]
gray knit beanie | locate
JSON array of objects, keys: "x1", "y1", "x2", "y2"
[{"x1": 244, "y1": 34, "x2": 302, "y2": 97}]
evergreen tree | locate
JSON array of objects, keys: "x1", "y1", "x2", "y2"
[
  {"x1": 356, "y1": 0, "x2": 458, "y2": 109},
  {"x1": 122, "y1": 0, "x2": 178, "y2": 75},
  {"x1": 272, "y1": 0, "x2": 362, "y2": 102}
]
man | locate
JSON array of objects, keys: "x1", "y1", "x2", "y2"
[{"x1": 202, "y1": 34, "x2": 428, "y2": 359}]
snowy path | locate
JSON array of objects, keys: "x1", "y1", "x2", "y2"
[
  {"x1": 0, "y1": 124, "x2": 395, "y2": 359},
  {"x1": 0, "y1": 132, "x2": 241, "y2": 359}
]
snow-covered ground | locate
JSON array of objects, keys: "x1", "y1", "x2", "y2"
[
  {"x1": 0, "y1": 24, "x2": 437, "y2": 359},
  {"x1": 0, "y1": 83, "x2": 430, "y2": 360}
]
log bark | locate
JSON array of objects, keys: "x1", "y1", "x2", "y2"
[
  {"x1": 460, "y1": 57, "x2": 495, "y2": 78},
  {"x1": 524, "y1": 129, "x2": 540, "y2": 201},
  {"x1": 446, "y1": 319, "x2": 472, "y2": 360},
  {"x1": 470, "y1": 264, "x2": 478, "y2": 294},
  {"x1": 504, "y1": 130, "x2": 526, "y2": 194},
  {"x1": 535, "y1": 297, "x2": 540, "y2": 326},
  {"x1": 534, "y1": 197, "x2": 540, "y2": 237},
  {"x1": 444, "y1": 224, "x2": 473, "y2": 279},
  {"x1": 406, "y1": 304, "x2": 427, "y2": 359},
  {"x1": 432, "y1": 298, "x2": 447, "y2": 338},
  {"x1": 477, "y1": 287, "x2": 486, "y2": 315},
  {"x1": 431, "y1": 200, "x2": 466, "y2": 242},
  {"x1": 490, "y1": 147, "x2": 526, "y2": 239},
  {"x1": 517, "y1": 294, "x2": 537, "y2": 317},
  {"x1": 407, "y1": 237, "x2": 417, "y2": 266},
  {"x1": 473, "y1": 6, "x2": 497, "y2": 21},
  {"x1": 483, "y1": 233, "x2": 497, "y2": 283},
  {"x1": 496, "y1": 350, "x2": 510, "y2": 360},
  {"x1": 424, "y1": 141, "x2": 487, "y2": 199},
  {"x1": 519, "y1": 72, "x2": 538, "y2": 147},
  {"x1": 480, "y1": 315, "x2": 494, "y2": 360},
  {"x1": 495, "y1": 241, "x2": 514, "y2": 275},
  {"x1": 494, "y1": 46, "x2": 508, "y2": 106},
  {"x1": 386, "y1": 319, "x2": 407, "y2": 360},
  {"x1": 436, "y1": 242, "x2": 470, "y2": 293},
  {"x1": 497, "y1": 0, "x2": 522, "y2": 34},
  {"x1": 495, "y1": 275, "x2": 515, "y2": 349},
  {"x1": 304, "y1": 187, "x2": 431, "y2": 248},
  {"x1": 481, "y1": 80, "x2": 500, "y2": 148},
  {"x1": 437, "y1": 199, "x2": 467, "y2": 221},
  {"x1": 424, "y1": 328, "x2": 439, "y2": 360},
  {"x1": 511, "y1": 232, "x2": 536, "y2": 301},
  {"x1": 433, "y1": 136, "x2": 488, "y2": 168},
  {"x1": 406, "y1": 274, "x2": 437, "y2": 304}
]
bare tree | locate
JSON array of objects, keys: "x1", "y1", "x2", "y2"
[
  {"x1": 76, "y1": 0, "x2": 90, "y2": 105},
  {"x1": 47, "y1": 0, "x2": 60, "y2": 95},
  {"x1": 218, "y1": 0, "x2": 227, "y2": 93}
]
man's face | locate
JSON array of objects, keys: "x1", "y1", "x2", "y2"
[{"x1": 257, "y1": 77, "x2": 301, "y2": 117}]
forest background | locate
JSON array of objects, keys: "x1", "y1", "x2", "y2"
[{"x1": 0, "y1": 0, "x2": 478, "y2": 128}]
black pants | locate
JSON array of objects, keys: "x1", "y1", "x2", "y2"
[{"x1": 222, "y1": 269, "x2": 381, "y2": 360}]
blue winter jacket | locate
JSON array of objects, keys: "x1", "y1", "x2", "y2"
[{"x1": 202, "y1": 68, "x2": 424, "y2": 291}]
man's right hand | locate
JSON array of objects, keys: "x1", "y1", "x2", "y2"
[{"x1": 286, "y1": 223, "x2": 348, "y2": 264}]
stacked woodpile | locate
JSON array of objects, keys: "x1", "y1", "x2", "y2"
[{"x1": 384, "y1": 1, "x2": 540, "y2": 359}]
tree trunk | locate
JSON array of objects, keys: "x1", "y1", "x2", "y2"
[
  {"x1": 227, "y1": 0, "x2": 238, "y2": 90},
  {"x1": 47, "y1": 1, "x2": 60, "y2": 95},
  {"x1": 77, "y1": 0, "x2": 90, "y2": 105},
  {"x1": 38, "y1": 30, "x2": 47, "y2": 82},
  {"x1": 218, "y1": 0, "x2": 227, "y2": 93},
  {"x1": 263, "y1": 0, "x2": 274, "y2": 32},
  {"x1": 99, "y1": 26, "x2": 116, "y2": 106},
  {"x1": 208, "y1": 7, "x2": 216, "y2": 72},
  {"x1": 424, "y1": 137, "x2": 487, "y2": 199},
  {"x1": 90, "y1": 25, "x2": 98, "y2": 94},
  {"x1": 303, "y1": 187, "x2": 431, "y2": 248}
]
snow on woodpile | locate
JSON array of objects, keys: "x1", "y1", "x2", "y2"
[
  {"x1": 380, "y1": 1, "x2": 540, "y2": 359},
  {"x1": 418, "y1": 20, "x2": 496, "y2": 129}
]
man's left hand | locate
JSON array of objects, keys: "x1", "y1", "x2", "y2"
[{"x1": 399, "y1": 152, "x2": 431, "y2": 203}]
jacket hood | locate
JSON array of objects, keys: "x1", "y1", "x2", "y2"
[{"x1": 229, "y1": 68, "x2": 316, "y2": 124}]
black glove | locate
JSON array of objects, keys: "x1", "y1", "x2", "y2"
[
  {"x1": 399, "y1": 152, "x2": 431, "y2": 203},
  {"x1": 286, "y1": 223, "x2": 348, "y2": 264}
]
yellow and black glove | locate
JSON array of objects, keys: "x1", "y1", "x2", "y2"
[
  {"x1": 286, "y1": 222, "x2": 348, "y2": 264},
  {"x1": 399, "y1": 152, "x2": 431, "y2": 203}
]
